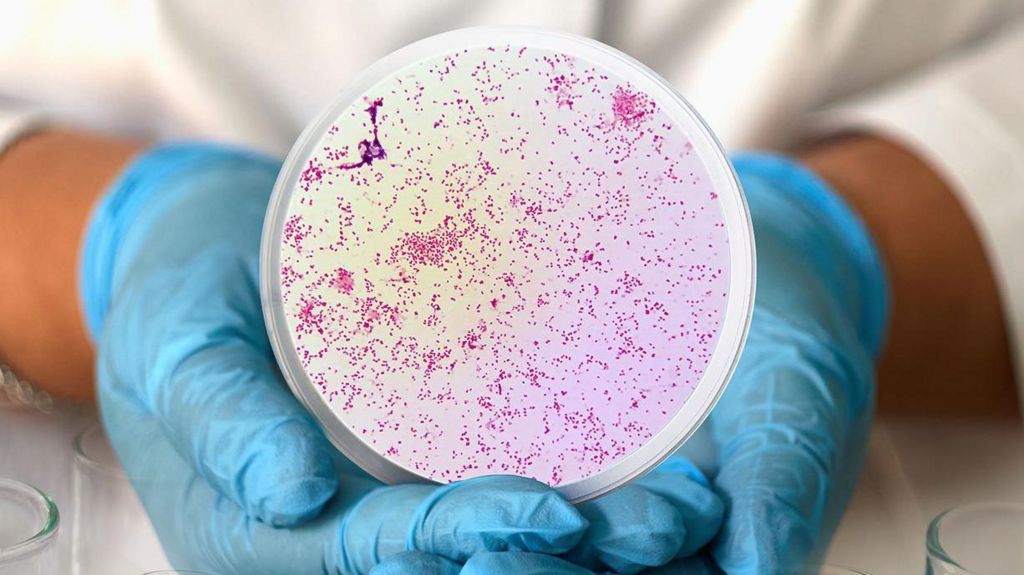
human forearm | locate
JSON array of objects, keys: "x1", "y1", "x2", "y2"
[
  {"x1": 799, "y1": 134, "x2": 1018, "y2": 418},
  {"x1": 0, "y1": 129, "x2": 144, "y2": 401}
]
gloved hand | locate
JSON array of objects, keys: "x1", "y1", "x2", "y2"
[
  {"x1": 683, "y1": 153, "x2": 888, "y2": 574},
  {"x1": 82, "y1": 143, "x2": 725, "y2": 574},
  {"x1": 369, "y1": 456, "x2": 724, "y2": 575}
]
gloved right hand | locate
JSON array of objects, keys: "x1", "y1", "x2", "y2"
[
  {"x1": 704, "y1": 154, "x2": 888, "y2": 574},
  {"x1": 84, "y1": 142, "x2": 725, "y2": 574},
  {"x1": 608, "y1": 152, "x2": 888, "y2": 575}
]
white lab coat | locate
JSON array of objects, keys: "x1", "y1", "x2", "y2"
[{"x1": 3, "y1": 2, "x2": 1024, "y2": 573}]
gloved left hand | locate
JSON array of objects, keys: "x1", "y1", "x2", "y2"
[{"x1": 82, "y1": 142, "x2": 726, "y2": 574}]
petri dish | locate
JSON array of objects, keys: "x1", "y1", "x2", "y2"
[
  {"x1": 72, "y1": 424, "x2": 172, "y2": 574},
  {"x1": 261, "y1": 26, "x2": 754, "y2": 502},
  {"x1": 0, "y1": 477, "x2": 59, "y2": 572},
  {"x1": 926, "y1": 501, "x2": 1024, "y2": 573}
]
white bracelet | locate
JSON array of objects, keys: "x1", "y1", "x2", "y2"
[
  {"x1": 0, "y1": 363, "x2": 54, "y2": 414},
  {"x1": 0, "y1": 112, "x2": 48, "y2": 161}
]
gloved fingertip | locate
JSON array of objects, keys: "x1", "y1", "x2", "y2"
[
  {"x1": 643, "y1": 554, "x2": 722, "y2": 575},
  {"x1": 255, "y1": 475, "x2": 339, "y2": 526},
  {"x1": 241, "y1": 422, "x2": 339, "y2": 526},
  {"x1": 637, "y1": 461, "x2": 726, "y2": 557},
  {"x1": 369, "y1": 551, "x2": 461, "y2": 575},
  {"x1": 473, "y1": 476, "x2": 590, "y2": 553},
  {"x1": 462, "y1": 552, "x2": 595, "y2": 575},
  {"x1": 524, "y1": 490, "x2": 590, "y2": 552},
  {"x1": 711, "y1": 497, "x2": 810, "y2": 574},
  {"x1": 677, "y1": 496, "x2": 724, "y2": 557},
  {"x1": 418, "y1": 475, "x2": 588, "y2": 557},
  {"x1": 570, "y1": 484, "x2": 686, "y2": 573},
  {"x1": 655, "y1": 456, "x2": 711, "y2": 488}
]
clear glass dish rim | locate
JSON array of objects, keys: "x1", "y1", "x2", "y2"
[
  {"x1": 0, "y1": 477, "x2": 59, "y2": 562},
  {"x1": 260, "y1": 25, "x2": 756, "y2": 503},
  {"x1": 73, "y1": 423, "x2": 128, "y2": 479},
  {"x1": 926, "y1": 500, "x2": 1024, "y2": 572}
]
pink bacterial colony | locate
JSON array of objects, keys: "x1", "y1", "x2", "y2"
[{"x1": 279, "y1": 45, "x2": 730, "y2": 486}]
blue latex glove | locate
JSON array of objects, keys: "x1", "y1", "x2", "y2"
[
  {"x1": 371, "y1": 457, "x2": 724, "y2": 575},
  {"x1": 699, "y1": 153, "x2": 888, "y2": 573},
  {"x1": 81, "y1": 143, "x2": 725, "y2": 574}
]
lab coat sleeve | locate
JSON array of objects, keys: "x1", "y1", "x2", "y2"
[
  {"x1": 809, "y1": 19, "x2": 1024, "y2": 403},
  {"x1": 0, "y1": 108, "x2": 47, "y2": 157}
]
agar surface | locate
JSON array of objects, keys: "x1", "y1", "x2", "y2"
[{"x1": 280, "y1": 45, "x2": 730, "y2": 486}]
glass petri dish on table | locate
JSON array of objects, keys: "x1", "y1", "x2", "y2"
[
  {"x1": 261, "y1": 26, "x2": 755, "y2": 502},
  {"x1": 72, "y1": 424, "x2": 171, "y2": 575},
  {"x1": 926, "y1": 501, "x2": 1024, "y2": 574},
  {"x1": 0, "y1": 477, "x2": 59, "y2": 574}
]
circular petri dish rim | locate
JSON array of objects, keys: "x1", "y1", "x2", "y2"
[
  {"x1": 0, "y1": 477, "x2": 59, "y2": 563},
  {"x1": 926, "y1": 500, "x2": 1024, "y2": 572},
  {"x1": 261, "y1": 25, "x2": 755, "y2": 503},
  {"x1": 73, "y1": 423, "x2": 128, "y2": 480}
]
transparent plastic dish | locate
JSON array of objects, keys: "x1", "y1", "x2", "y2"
[{"x1": 261, "y1": 26, "x2": 754, "y2": 502}]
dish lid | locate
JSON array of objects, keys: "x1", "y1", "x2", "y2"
[{"x1": 261, "y1": 27, "x2": 754, "y2": 502}]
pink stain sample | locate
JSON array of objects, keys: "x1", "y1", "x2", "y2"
[{"x1": 278, "y1": 45, "x2": 731, "y2": 487}]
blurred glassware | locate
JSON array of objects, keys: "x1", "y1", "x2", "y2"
[
  {"x1": 0, "y1": 364, "x2": 53, "y2": 414},
  {"x1": 1, "y1": 362, "x2": 94, "y2": 572},
  {"x1": 0, "y1": 477, "x2": 59, "y2": 574},
  {"x1": 72, "y1": 423, "x2": 172, "y2": 575},
  {"x1": 926, "y1": 501, "x2": 1024, "y2": 574}
]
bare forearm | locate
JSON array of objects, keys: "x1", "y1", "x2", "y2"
[
  {"x1": 0, "y1": 129, "x2": 144, "y2": 401},
  {"x1": 800, "y1": 135, "x2": 1018, "y2": 418}
]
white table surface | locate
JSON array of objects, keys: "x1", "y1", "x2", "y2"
[{"x1": 826, "y1": 418, "x2": 1024, "y2": 574}]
